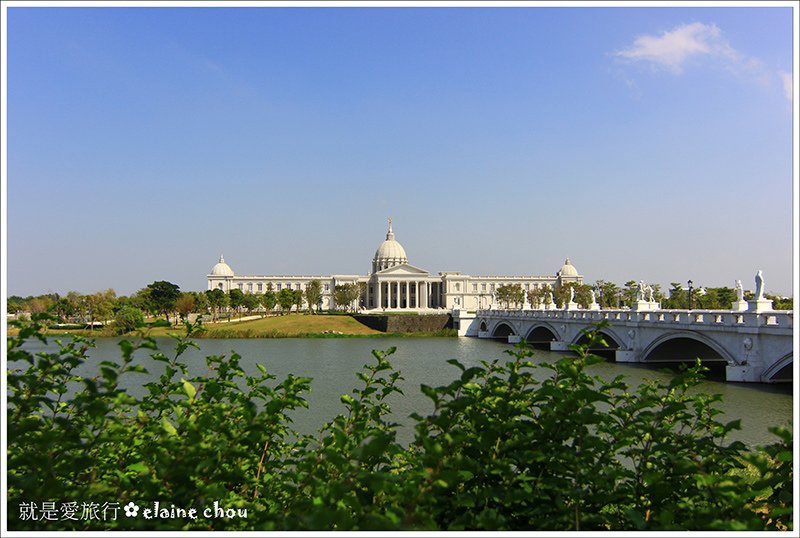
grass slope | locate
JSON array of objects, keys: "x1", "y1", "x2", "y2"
[{"x1": 196, "y1": 314, "x2": 382, "y2": 338}]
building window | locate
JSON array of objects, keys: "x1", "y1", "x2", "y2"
[
  {"x1": 472, "y1": 283, "x2": 477, "y2": 292},
  {"x1": 238, "y1": 283, "x2": 243, "y2": 290},
  {"x1": 325, "y1": 283, "x2": 330, "y2": 291},
  {"x1": 247, "y1": 283, "x2": 253, "y2": 292},
  {"x1": 491, "y1": 284, "x2": 495, "y2": 291},
  {"x1": 455, "y1": 283, "x2": 461, "y2": 292},
  {"x1": 482, "y1": 283, "x2": 487, "y2": 291},
  {"x1": 295, "y1": 283, "x2": 301, "y2": 290},
  {"x1": 218, "y1": 283, "x2": 223, "y2": 290},
  {"x1": 257, "y1": 283, "x2": 263, "y2": 292},
  {"x1": 277, "y1": 283, "x2": 282, "y2": 291}
]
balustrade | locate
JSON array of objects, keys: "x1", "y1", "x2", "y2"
[{"x1": 477, "y1": 307, "x2": 792, "y2": 330}]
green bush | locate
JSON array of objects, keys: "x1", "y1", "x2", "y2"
[
  {"x1": 113, "y1": 306, "x2": 145, "y2": 335},
  {"x1": 6, "y1": 315, "x2": 792, "y2": 531}
]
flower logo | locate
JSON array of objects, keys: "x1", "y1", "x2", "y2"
[{"x1": 123, "y1": 502, "x2": 139, "y2": 518}]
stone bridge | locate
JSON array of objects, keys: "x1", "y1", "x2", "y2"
[{"x1": 454, "y1": 308, "x2": 793, "y2": 383}]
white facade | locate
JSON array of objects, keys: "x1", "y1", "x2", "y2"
[{"x1": 207, "y1": 221, "x2": 583, "y2": 312}]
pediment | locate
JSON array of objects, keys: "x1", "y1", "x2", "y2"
[{"x1": 376, "y1": 263, "x2": 430, "y2": 276}]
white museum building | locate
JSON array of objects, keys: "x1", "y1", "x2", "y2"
[{"x1": 207, "y1": 221, "x2": 583, "y2": 312}]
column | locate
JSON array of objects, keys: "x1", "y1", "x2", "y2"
[
  {"x1": 377, "y1": 280, "x2": 382, "y2": 309},
  {"x1": 365, "y1": 282, "x2": 370, "y2": 309},
  {"x1": 404, "y1": 281, "x2": 409, "y2": 309},
  {"x1": 415, "y1": 282, "x2": 419, "y2": 308},
  {"x1": 388, "y1": 281, "x2": 393, "y2": 309}
]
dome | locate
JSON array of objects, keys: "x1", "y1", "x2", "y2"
[
  {"x1": 372, "y1": 219, "x2": 408, "y2": 272},
  {"x1": 210, "y1": 255, "x2": 234, "y2": 277},
  {"x1": 558, "y1": 258, "x2": 578, "y2": 277}
]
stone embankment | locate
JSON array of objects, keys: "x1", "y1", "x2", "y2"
[{"x1": 352, "y1": 313, "x2": 452, "y2": 333}]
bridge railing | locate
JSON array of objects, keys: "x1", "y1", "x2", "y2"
[{"x1": 475, "y1": 308, "x2": 793, "y2": 330}]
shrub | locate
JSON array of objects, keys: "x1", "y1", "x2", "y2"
[
  {"x1": 6, "y1": 315, "x2": 792, "y2": 531},
  {"x1": 113, "y1": 306, "x2": 145, "y2": 334}
]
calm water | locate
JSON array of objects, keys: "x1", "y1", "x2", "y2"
[{"x1": 15, "y1": 336, "x2": 793, "y2": 448}]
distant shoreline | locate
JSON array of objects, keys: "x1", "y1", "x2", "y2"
[{"x1": 6, "y1": 313, "x2": 458, "y2": 339}]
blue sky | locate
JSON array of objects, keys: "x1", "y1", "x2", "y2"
[{"x1": 4, "y1": 3, "x2": 796, "y2": 297}]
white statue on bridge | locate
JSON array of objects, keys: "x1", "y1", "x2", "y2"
[
  {"x1": 735, "y1": 279, "x2": 744, "y2": 301},
  {"x1": 637, "y1": 280, "x2": 655, "y2": 303},
  {"x1": 588, "y1": 289, "x2": 601, "y2": 310},
  {"x1": 746, "y1": 270, "x2": 773, "y2": 312},
  {"x1": 755, "y1": 270, "x2": 765, "y2": 300}
]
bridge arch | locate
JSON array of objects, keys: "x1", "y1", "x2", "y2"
[
  {"x1": 640, "y1": 331, "x2": 738, "y2": 366},
  {"x1": 491, "y1": 322, "x2": 517, "y2": 339},
  {"x1": 525, "y1": 323, "x2": 559, "y2": 350},
  {"x1": 762, "y1": 352, "x2": 793, "y2": 383},
  {"x1": 572, "y1": 328, "x2": 623, "y2": 359}
]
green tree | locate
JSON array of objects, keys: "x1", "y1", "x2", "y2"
[
  {"x1": 496, "y1": 284, "x2": 525, "y2": 308},
  {"x1": 51, "y1": 296, "x2": 78, "y2": 322},
  {"x1": 243, "y1": 293, "x2": 261, "y2": 316},
  {"x1": 229, "y1": 288, "x2": 245, "y2": 318},
  {"x1": 293, "y1": 289, "x2": 304, "y2": 312},
  {"x1": 261, "y1": 289, "x2": 277, "y2": 317},
  {"x1": 175, "y1": 293, "x2": 196, "y2": 323},
  {"x1": 594, "y1": 280, "x2": 620, "y2": 308},
  {"x1": 526, "y1": 285, "x2": 548, "y2": 309},
  {"x1": 146, "y1": 281, "x2": 181, "y2": 323},
  {"x1": 205, "y1": 288, "x2": 228, "y2": 321},
  {"x1": 7, "y1": 295, "x2": 25, "y2": 315},
  {"x1": 191, "y1": 291, "x2": 208, "y2": 314},
  {"x1": 82, "y1": 289, "x2": 116, "y2": 329},
  {"x1": 768, "y1": 294, "x2": 793, "y2": 310},
  {"x1": 622, "y1": 280, "x2": 638, "y2": 307},
  {"x1": 553, "y1": 282, "x2": 572, "y2": 308},
  {"x1": 304, "y1": 279, "x2": 323, "y2": 314},
  {"x1": 113, "y1": 305, "x2": 145, "y2": 334},
  {"x1": 333, "y1": 283, "x2": 362, "y2": 312},
  {"x1": 664, "y1": 282, "x2": 687, "y2": 309},
  {"x1": 278, "y1": 288, "x2": 296, "y2": 314},
  {"x1": 28, "y1": 295, "x2": 55, "y2": 315}
]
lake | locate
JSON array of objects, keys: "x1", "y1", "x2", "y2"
[{"x1": 16, "y1": 335, "x2": 793, "y2": 448}]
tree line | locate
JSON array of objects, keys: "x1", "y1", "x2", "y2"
[
  {"x1": 8, "y1": 280, "x2": 369, "y2": 334},
  {"x1": 491, "y1": 280, "x2": 791, "y2": 310}
]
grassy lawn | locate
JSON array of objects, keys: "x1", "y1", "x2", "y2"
[{"x1": 195, "y1": 314, "x2": 383, "y2": 337}]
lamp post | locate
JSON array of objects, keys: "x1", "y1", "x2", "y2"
[{"x1": 687, "y1": 280, "x2": 694, "y2": 310}]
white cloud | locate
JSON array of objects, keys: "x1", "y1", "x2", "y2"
[
  {"x1": 614, "y1": 22, "x2": 740, "y2": 74},
  {"x1": 779, "y1": 71, "x2": 793, "y2": 102}
]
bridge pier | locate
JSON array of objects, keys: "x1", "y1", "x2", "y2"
[
  {"x1": 615, "y1": 350, "x2": 637, "y2": 362},
  {"x1": 726, "y1": 364, "x2": 765, "y2": 383}
]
